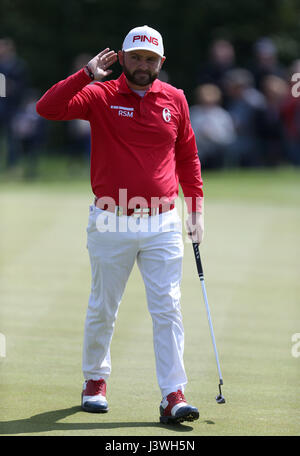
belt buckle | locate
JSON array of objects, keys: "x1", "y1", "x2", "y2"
[{"x1": 133, "y1": 207, "x2": 150, "y2": 218}]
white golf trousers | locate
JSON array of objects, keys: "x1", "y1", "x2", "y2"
[{"x1": 82, "y1": 205, "x2": 187, "y2": 397}]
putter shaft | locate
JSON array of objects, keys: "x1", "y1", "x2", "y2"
[
  {"x1": 192, "y1": 243, "x2": 225, "y2": 403},
  {"x1": 200, "y1": 278, "x2": 223, "y2": 385}
]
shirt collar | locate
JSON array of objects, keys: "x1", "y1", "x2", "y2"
[{"x1": 116, "y1": 72, "x2": 164, "y2": 95}]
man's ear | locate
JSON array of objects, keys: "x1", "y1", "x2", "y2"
[
  {"x1": 160, "y1": 56, "x2": 166, "y2": 70},
  {"x1": 118, "y1": 50, "x2": 124, "y2": 66}
]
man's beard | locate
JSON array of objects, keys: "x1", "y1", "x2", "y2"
[{"x1": 123, "y1": 64, "x2": 159, "y2": 87}]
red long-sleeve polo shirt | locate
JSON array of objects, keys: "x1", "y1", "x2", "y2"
[{"x1": 36, "y1": 69, "x2": 203, "y2": 212}]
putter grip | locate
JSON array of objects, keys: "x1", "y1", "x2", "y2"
[{"x1": 192, "y1": 242, "x2": 204, "y2": 279}]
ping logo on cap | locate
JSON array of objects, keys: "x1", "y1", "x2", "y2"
[{"x1": 132, "y1": 35, "x2": 159, "y2": 46}]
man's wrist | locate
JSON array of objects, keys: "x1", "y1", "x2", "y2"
[{"x1": 84, "y1": 64, "x2": 94, "y2": 80}]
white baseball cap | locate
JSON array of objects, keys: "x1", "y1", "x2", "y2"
[{"x1": 122, "y1": 25, "x2": 164, "y2": 58}]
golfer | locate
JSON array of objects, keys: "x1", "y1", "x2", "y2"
[{"x1": 36, "y1": 25, "x2": 204, "y2": 424}]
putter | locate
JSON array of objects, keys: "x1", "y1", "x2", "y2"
[{"x1": 192, "y1": 242, "x2": 225, "y2": 404}]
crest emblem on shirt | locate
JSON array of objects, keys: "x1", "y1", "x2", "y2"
[{"x1": 162, "y1": 108, "x2": 171, "y2": 123}]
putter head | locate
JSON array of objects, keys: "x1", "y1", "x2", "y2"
[
  {"x1": 216, "y1": 394, "x2": 225, "y2": 404},
  {"x1": 216, "y1": 381, "x2": 225, "y2": 404}
]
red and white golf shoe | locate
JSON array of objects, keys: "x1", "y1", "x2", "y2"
[
  {"x1": 81, "y1": 379, "x2": 108, "y2": 413},
  {"x1": 159, "y1": 389, "x2": 199, "y2": 424}
]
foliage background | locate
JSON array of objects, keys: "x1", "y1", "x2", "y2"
[
  {"x1": 1, "y1": 0, "x2": 300, "y2": 157},
  {"x1": 2, "y1": 0, "x2": 300, "y2": 100}
]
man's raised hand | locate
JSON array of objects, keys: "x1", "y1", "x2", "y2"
[{"x1": 86, "y1": 48, "x2": 118, "y2": 81}]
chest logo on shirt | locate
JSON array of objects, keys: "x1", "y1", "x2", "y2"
[
  {"x1": 162, "y1": 108, "x2": 171, "y2": 123},
  {"x1": 110, "y1": 105, "x2": 134, "y2": 118}
]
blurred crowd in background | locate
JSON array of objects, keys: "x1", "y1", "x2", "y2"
[
  {"x1": 190, "y1": 38, "x2": 300, "y2": 170},
  {"x1": 0, "y1": 35, "x2": 299, "y2": 178}
]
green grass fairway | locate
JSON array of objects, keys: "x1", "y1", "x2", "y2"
[{"x1": 0, "y1": 167, "x2": 299, "y2": 436}]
